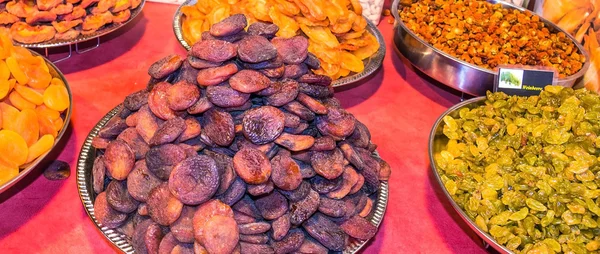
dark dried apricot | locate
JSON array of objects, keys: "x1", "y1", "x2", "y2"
[
  {"x1": 202, "y1": 108, "x2": 235, "y2": 146},
  {"x1": 271, "y1": 228, "x2": 304, "y2": 254},
  {"x1": 284, "y1": 122, "x2": 309, "y2": 135},
  {"x1": 275, "y1": 132, "x2": 314, "y2": 152},
  {"x1": 298, "y1": 83, "x2": 333, "y2": 99},
  {"x1": 167, "y1": 80, "x2": 200, "y2": 111},
  {"x1": 148, "y1": 55, "x2": 183, "y2": 79},
  {"x1": 316, "y1": 107, "x2": 355, "y2": 140},
  {"x1": 289, "y1": 188, "x2": 319, "y2": 225},
  {"x1": 106, "y1": 180, "x2": 139, "y2": 213},
  {"x1": 229, "y1": 69, "x2": 270, "y2": 93},
  {"x1": 310, "y1": 136, "x2": 335, "y2": 151},
  {"x1": 303, "y1": 53, "x2": 320, "y2": 70},
  {"x1": 266, "y1": 79, "x2": 299, "y2": 107},
  {"x1": 92, "y1": 137, "x2": 110, "y2": 149},
  {"x1": 191, "y1": 40, "x2": 238, "y2": 63},
  {"x1": 271, "y1": 213, "x2": 290, "y2": 241},
  {"x1": 338, "y1": 141, "x2": 365, "y2": 170},
  {"x1": 93, "y1": 155, "x2": 106, "y2": 194},
  {"x1": 206, "y1": 84, "x2": 250, "y2": 108},
  {"x1": 242, "y1": 56, "x2": 283, "y2": 70},
  {"x1": 132, "y1": 218, "x2": 153, "y2": 254},
  {"x1": 283, "y1": 101, "x2": 314, "y2": 121},
  {"x1": 136, "y1": 105, "x2": 164, "y2": 143},
  {"x1": 127, "y1": 160, "x2": 163, "y2": 202},
  {"x1": 99, "y1": 117, "x2": 128, "y2": 139},
  {"x1": 377, "y1": 157, "x2": 391, "y2": 181},
  {"x1": 197, "y1": 215, "x2": 239, "y2": 254},
  {"x1": 296, "y1": 93, "x2": 327, "y2": 115},
  {"x1": 169, "y1": 155, "x2": 219, "y2": 205},
  {"x1": 124, "y1": 90, "x2": 149, "y2": 111},
  {"x1": 297, "y1": 236, "x2": 328, "y2": 254},
  {"x1": 283, "y1": 112, "x2": 300, "y2": 128},
  {"x1": 147, "y1": 183, "x2": 184, "y2": 226},
  {"x1": 144, "y1": 222, "x2": 164, "y2": 254},
  {"x1": 218, "y1": 177, "x2": 247, "y2": 206},
  {"x1": 174, "y1": 60, "x2": 200, "y2": 86},
  {"x1": 279, "y1": 180, "x2": 310, "y2": 202},
  {"x1": 255, "y1": 190, "x2": 288, "y2": 220},
  {"x1": 187, "y1": 56, "x2": 222, "y2": 69},
  {"x1": 239, "y1": 242, "x2": 274, "y2": 254},
  {"x1": 232, "y1": 196, "x2": 261, "y2": 219},
  {"x1": 210, "y1": 14, "x2": 247, "y2": 37},
  {"x1": 158, "y1": 232, "x2": 179, "y2": 254},
  {"x1": 233, "y1": 147, "x2": 271, "y2": 184},
  {"x1": 297, "y1": 74, "x2": 332, "y2": 87},
  {"x1": 247, "y1": 22, "x2": 278, "y2": 38},
  {"x1": 187, "y1": 96, "x2": 213, "y2": 115},
  {"x1": 234, "y1": 211, "x2": 257, "y2": 224},
  {"x1": 327, "y1": 166, "x2": 359, "y2": 199},
  {"x1": 94, "y1": 192, "x2": 127, "y2": 229},
  {"x1": 348, "y1": 121, "x2": 370, "y2": 148},
  {"x1": 246, "y1": 180, "x2": 274, "y2": 196},
  {"x1": 302, "y1": 213, "x2": 346, "y2": 251},
  {"x1": 237, "y1": 35, "x2": 277, "y2": 63},
  {"x1": 170, "y1": 206, "x2": 196, "y2": 243},
  {"x1": 259, "y1": 66, "x2": 285, "y2": 79},
  {"x1": 297, "y1": 160, "x2": 316, "y2": 178},
  {"x1": 117, "y1": 127, "x2": 150, "y2": 160},
  {"x1": 146, "y1": 144, "x2": 187, "y2": 180},
  {"x1": 149, "y1": 82, "x2": 178, "y2": 120},
  {"x1": 149, "y1": 117, "x2": 186, "y2": 146},
  {"x1": 239, "y1": 233, "x2": 269, "y2": 244},
  {"x1": 242, "y1": 106, "x2": 285, "y2": 145},
  {"x1": 311, "y1": 149, "x2": 344, "y2": 180},
  {"x1": 104, "y1": 140, "x2": 135, "y2": 180},
  {"x1": 203, "y1": 149, "x2": 235, "y2": 195},
  {"x1": 272, "y1": 36, "x2": 308, "y2": 65},
  {"x1": 282, "y1": 63, "x2": 308, "y2": 79},
  {"x1": 340, "y1": 215, "x2": 377, "y2": 240},
  {"x1": 318, "y1": 197, "x2": 354, "y2": 218},
  {"x1": 270, "y1": 153, "x2": 302, "y2": 191},
  {"x1": 310, "y1": 175, "x2": 342, "y2": 194},
  {"x1": 196, "y1": 63, "x2": 238, "y2": 86},
  {"x1": 350, "y1": 173, "x2": 364, "y2": 194},
  {"x1": 238, "y1": 221, "x2": 271, "y2": 235},
  {"x1": 177, "y1": 117, "x2": 201, "y2": 142}
]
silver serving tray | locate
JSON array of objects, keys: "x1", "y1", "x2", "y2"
[
  {"x1": 392, "y1": 0, "x2": 590, "y2": 96},
  {"x1": 172, "y1": 0, "x2": 386, "y2": 88},
  {"x1": 77, "y1": 104, "x2": 389, "y2": 253},
  {"x1": 0, "y1": 50, "x2": 73, "y2": 194},
  {"x1": 12, "y1": 0, "x2": 146, "y2": 48},
  {"x1": 429, "y1": 96, "x2": 512, "y2": 254}
]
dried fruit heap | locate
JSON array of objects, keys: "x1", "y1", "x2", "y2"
[
  {"x1": 91, "y1": 15, "x2": 390, "y2": 253},
  {"x1": 0, "y1": 31, "x2": 69, "y2": 185},
  {"x1": 400, "y1": 0, "x2": 586, "y2": 77},
  {"x1": 437, "y1": 86, "x2": 600, "y2": 253},
  {"x1": 0, "y1": 0, "x2": 142, "y2": 44},
  {"x1": 181, "y1": 0, "x2": 380, "y2": 80}
]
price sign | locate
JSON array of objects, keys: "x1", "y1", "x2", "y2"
[{"x1": 494, "y1": 66, "x2": 557, "y2": 96}]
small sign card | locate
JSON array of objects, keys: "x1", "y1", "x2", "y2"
[{"x1": 494, "y1": 66, "x2": 557, "y2": 96}]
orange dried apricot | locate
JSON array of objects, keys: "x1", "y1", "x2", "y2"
[
  {"x1": 38, "y1": 113, "x2": 58, "y2": 138},
  {"x1": 25, "y1": 134, "x2": 54, "y2": 164},
  {"x1": 53, "y1": 117, "x2": 64, "y2": 132},
  {"x1": 0, "y1": 102, "x2": 18, "y2": 130},
  {"x1": 6, "y1": 56, "x2": 28, "y2": 85},
  {"x1": 0, "y1": 60, "x2": 9, "y2": 80},
  {"x1": 0, "y1": 129, "x2": 29, "y2": 166},
  {"x1": 0, "y1": 79, "x2": 9, "y2": 100},
  {"x1": 36, "y1": 105, "x2": 60, "y2": 120},
  {"x1": 13, "y1": 109, "x2": 39, "y2": 146},
  {"x1": 15, "y1": 85, "x2": 44, "y2": 105},
  {"x1": 36, "y1": 56, "x2": 50, "y2": 73},
  {"x1": 0, "y1": 159, "x2": 19, "y2": 185},
  {"x1": 43, "y1": 84, "x2": 69, "y2": 111},
  {"x1": 23, "y1": 64, "x2": 52, "y2": 89},
  {"x1": 9, "y1": 91, "x2": 35, "y2": 110},
  {"x1": 50, "y1": 78, "x2": 65, "y2": 87}
]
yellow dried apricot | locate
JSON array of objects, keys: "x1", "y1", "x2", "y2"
[
  {"x1": 9, "y1": 91, "x2": 35, "y2": 110},
  {"x1": 0, "y1": 60, "x2": 9, "y2": 80},
  {"x1": 50, "y1": 78, "x2": 65, "y2": 87},
  {"x1": 36, "y1": 56, "x2": 50, "y2": 73},
  {"x1": 38, "y1": 113, "x2": 58, "y2": 138},
  {"x1": 35, "y1": 105, "x2": 60, "y2": 120},
  {"x1": 15, "y1": 85, "x2": 43, "y2": 105},
  {"x1": 0, "y1": 79, "x2": 10, "y2": 100},
  {"x1": 0, "y1": 102, "x2": 18, "y2": 130},
  {"x1": 0, "y1": 129, "x2": 29, "y2": 166},
  {"x1": 53, "y1": 117, "x2": 64, "y2": 132},
  {"x1": 23, "y1": 64, "x2": 51, "y2": 89},
  {"x1": 43, "y1": 84, "x2": 69, "y2": 111},
  {"x1": 6, "y1": 56, "x2": 28, "y2": 85},
  {"x1": 0, "y1": 159, "x2": 19, "y2": 185},
  {"x1": 25, "y1": 134, "x2": 54, "y2": 164},
  {"x1": 13, "y1": 109, "x2": 39, "y2": 146}
]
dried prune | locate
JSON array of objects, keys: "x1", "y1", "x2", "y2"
[
  {"x1": 229, "y1": 70, "x2": 271, "y2": 93},
  {"x1": 289, "y1": 188, "x2": 319, "y2": 225},
  {"x1": 99, "y1": 117, "x2": 128, "y2": 139},
  {"x1": 259, "y1": 66, "x2": 285, "y2": 79},
  {"x1": 106, "y1": 180, "x2": 139, "y2": 213},
  {"x1": 187, "y1": 96, "x2": 213, "y2": 115},
  {"x1": 202, "y1": 108, "x2": 235, "y2": 146},
  {"x1": 255, "y1": 191, "x2": 288, "y2": 220},
  {"x1": 247, "y1": 181, "x2": 274, "y2": 196},
  {"x1": 93, "y1": 155, "x2": 106, "y2": 194},
  {"x1": 327, "y1": 166, "x2": 359, "y2": 199},
  {"x1": 177, "y1": 117, "x2": 201, "y2": 142},
  {"x1": 232, "y1": 196, "x2": 261, "y2": 219},
  {"x1": 233, "y1": 147, "x2": 272, "y2": 184},
  {"x1": 242, "y1": 106, "x2": 285, "y2": 145},
  {"x1": 196, "y1": 63, "x2": 238, "y2": 86},
  {"x1": 275, "y1": 132, "x2": 314, "y2": 152},
  {"x1": 148, "y1": 82, "x2": 178, "y2": 120},
  {"x1": 318, "y1": 197, "x2": 354, "y2": 218},
  {"x1": 188, "y1": 56, "x2": 222, "y2": 69},
  {"x1": 191, "y1": 40, "x2": 238, "y2": 63},
  {"x1": 266, "y1": 79, "x2": 299, "y2": 107},
  {"x1": 348, "y1": 121, "x2": 370, "y2": 148},
  {"x1": 247, "y1": 22, "x2": 278, "y2": 38},
  {"x1": 146, "y1": 144, "x2": 187, "y2": 180},
  {"x1": 271, "y1": 213, "x2": 290, "y2": 241},
  {"x1": 158, "y1": 232, "x2": 179, "y2": 254},
  {"x1": 272, "y1": 36, "x2": 308, "y2": 65},
  {"x1": 238, "y1": 221, "x2": 271, "y2": 235},
  {"x1": 340, "y1": 215, "x2": 376, "y2": 240},
  {"x1": 297, "y1": 236, "x2": 328, "y2": 254},
  {"x1": 310, "y1": 136, "x2": 335, "y2": 151},
  {"x1": 237, "y1": 35, "x2": 277, "y2": 63},
  {"x1": 203, "y1": 149, "x2": 235, "y2": 195},
  {"x1": 197, "y1": 215, "x2": 239, "y2": 254},
  {"x1": 310, "y1": 175, "x2": 342, "y2": 195},
  {"x1": 239, "y1": 233, "x2": 269, "y2": 244},
  {"x1": 206, "y1": 84, "x2": 250, "y2": 108},
  {"x1": 145, "y1": 222, "x2": 164, "y2": 254},
  {"x1": 117, "y1": 128, "x2": 150, "y2": 160},
  {"x1": 136, "y1": 105, "x2": 164, "y2": 143},
  {"x1": 210, "y1": 14, "x2": 247, "y2": 37},
  {"x1": 297, "y1": 161, "x2": 316, "y2": 178},
  {"x1": 148, "y1": 55, "x2": 183, "y2": 79},
  {"x1": 169, "y1": 155, "x2": 219, "y2": 205},
  {"x1": 218, "y1": 177, "x2": 247, "y2": 206},
  {"x1": 234, "y1": 211, "x2": 257, "y2": 224},
  {"x1": 239, "y1": 242, "x2": 274, "y2": 254},
  {"x1": 279, "y1": 181, "x2": 310, "y2": 202},
  {"x1": 271, "y1": 228, "x2": 304, "y2": 254},
  {"x1": 127, "y1": 160, "x2": 163, "y2": 202},
  {"x1": 270, "y1": 153, "x2": 302, "y2": 191},
  {"x1": 316, "y1": 108, "x2": 355, "y2": 140},
  {"x1": 303, "y1": 53, "x2": 320, "y2": 70},
  {"x1": 94, "y1": 192, "x2": 127, "y2": 228},
  {"x1": 310, "y1": 149, "x2": 344, "y2": 180},
  {"x1": 302, "y1": 213, "x2": 346, "y2": 251},
  {"x1": 170, "y1": 206, "x2": 196, "y2": 243},
  {"x1": 167, "y1": 80, "x2": 200, "y2": 111},
  {"x1": 147, "y1": 183, "x2": 184, "y2": 226},
  {"x1": 124, "y1": 90, "x2": 149, "y2": 111},
  {"x1": 104, "y1": 140, "x2": 135, "y2": 180},
  {"x1": 282, "y1": 64, "x2": 308, "y2": 79},
  {"x1": 283, "y1": 101, "x2": 314, "y2": 121},
  {"x1": 149, "y1": 117, "x2": 186, "y2": 146},
  {"x1": 297, "y1": 74, "x2": 332, "y2": 87},
  {"x1": 296, "y1": 93, "x2": 327, "y2": 115}
]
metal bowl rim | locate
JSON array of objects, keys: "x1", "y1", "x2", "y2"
[
  {"x1": 172, "y1": 0, "x2": 386, "y2": 88},
  {"x1": 0, "y1": 50, "x2": 73, "y2": 194},
  {"x1": 391, "y1": 0, "x2": 590, "y2": 83},
  {"x1": 428, "y1": 96, "x2": 513, "y2": 254}
]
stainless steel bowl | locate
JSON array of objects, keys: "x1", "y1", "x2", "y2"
[
  {"x1": 13, "y1": 0, "x2": 145, "y2": 48},
  {"x1": 172, "y1": 0, "x2": 386, "y2": 88},
  {"x1": 77, "y1": 104, "x2": 389, "y2": 253},
  {"x1": 0, "y1": 50, "x2": 73, "y2": 194},
  {"x1": 392, "y1": 0, "x2": 591, "y2": 96},
  {"x1": 429, "y1": 96, "x2": 512, "y2": 254}
]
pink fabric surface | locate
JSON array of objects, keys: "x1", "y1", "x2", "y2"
[{"x1": 0, "y1": 2, "x2": 491, "y2": 253}]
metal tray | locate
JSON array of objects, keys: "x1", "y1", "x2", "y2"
[
  {"x1": 12, "y1": 0, "x2": 146, "y2": 48},
  {"x1": 429, "y1": 96, "x2": 512, "y2": 254},
  {"x1": 392, "y1": 0, "x2": 590, "y2": 96},
  {"x1": 172, "y1": 0, "x2": 386, "y2": 88},
  {"x1": 77, "y1": 104, "x2": 389, "y2": 253},
  {"x1": 0, "y1": 50, "x2": 73, "y2": 194}
]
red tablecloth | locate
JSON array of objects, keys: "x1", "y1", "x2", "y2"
[{"x1": 0, "y1": 2, "x2": 491, "y2": 253}]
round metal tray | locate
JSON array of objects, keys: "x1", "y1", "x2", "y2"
[
  {"x1": 0, "y1": 50, "x2": 73, "y2": 194},
  {"x1": 392, "y1": 0, "x2": 590, "y2": 96},
  {"x1": 429, "y1": 96, "x2": 512, "y2": 254},
  {"x1": 172, "y1": 0, "x2": 386, "y2": 88},
  {"x1": 12, "y1": 0, "x2": 146, "y2": 48},
  {"x1": 77, "y1": 105, "x2": 389, "y2": 253}
]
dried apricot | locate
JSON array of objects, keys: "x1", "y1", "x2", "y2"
[
  {"x1": 0, "y1": 60, "x2": 9, "y2": 80},
  {"x1": 23, "y1": 64, "x2": 52, "y2": 89},
  {"x1": 0, "y1": 102, "x2": 18, "y2": 130},
  {"x1": 25, "y1": 134, "x2": 54, "y2": 164},
  {"x1": 0, "y1": 159, "x2": 18, "y2": 185},
  {"x1": 6, "y1": 56, "x2": 28, "y2": 85},
  {"x1": 13, "y1": 109, "x2": 39, "y2": 146},
  {"x1": 0, "y1": 79, "x2": 10, "y2": 99},
  {"x1": 9, "y1": 91, "x2": 35, "y2": 110},
  {"x1": 43, "y1": 84, "x2": 69, "y2": 111},
  {"x1": 0, "y1": 129, "x2": 28, "y2": 166},
  {"x1": 15, "y1": 85, "x2": 43, "y2": 105}
]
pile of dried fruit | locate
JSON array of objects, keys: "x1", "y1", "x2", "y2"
[
  {"x1": 0, "y1": 31, "x2": 69, "y2": 185},
  {"x1": 436, "y1": 86, "x2": 600, "y2": 253},
  {"x1": 180, "y1": 0, "x2": 379, "y2": 80},
  {"x1": 399, "y1": 0, "x2": 586, "y2": 77},
  {"x1": 91, "y1": 15, "x2": 390, "y2": 253},
  {"x1": 0, "y1": 0, "x2": 143, "y2": 44}
]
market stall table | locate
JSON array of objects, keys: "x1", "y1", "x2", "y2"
[{"x1": 0, "y1": 1, "x2": 491, "y2": 253}]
